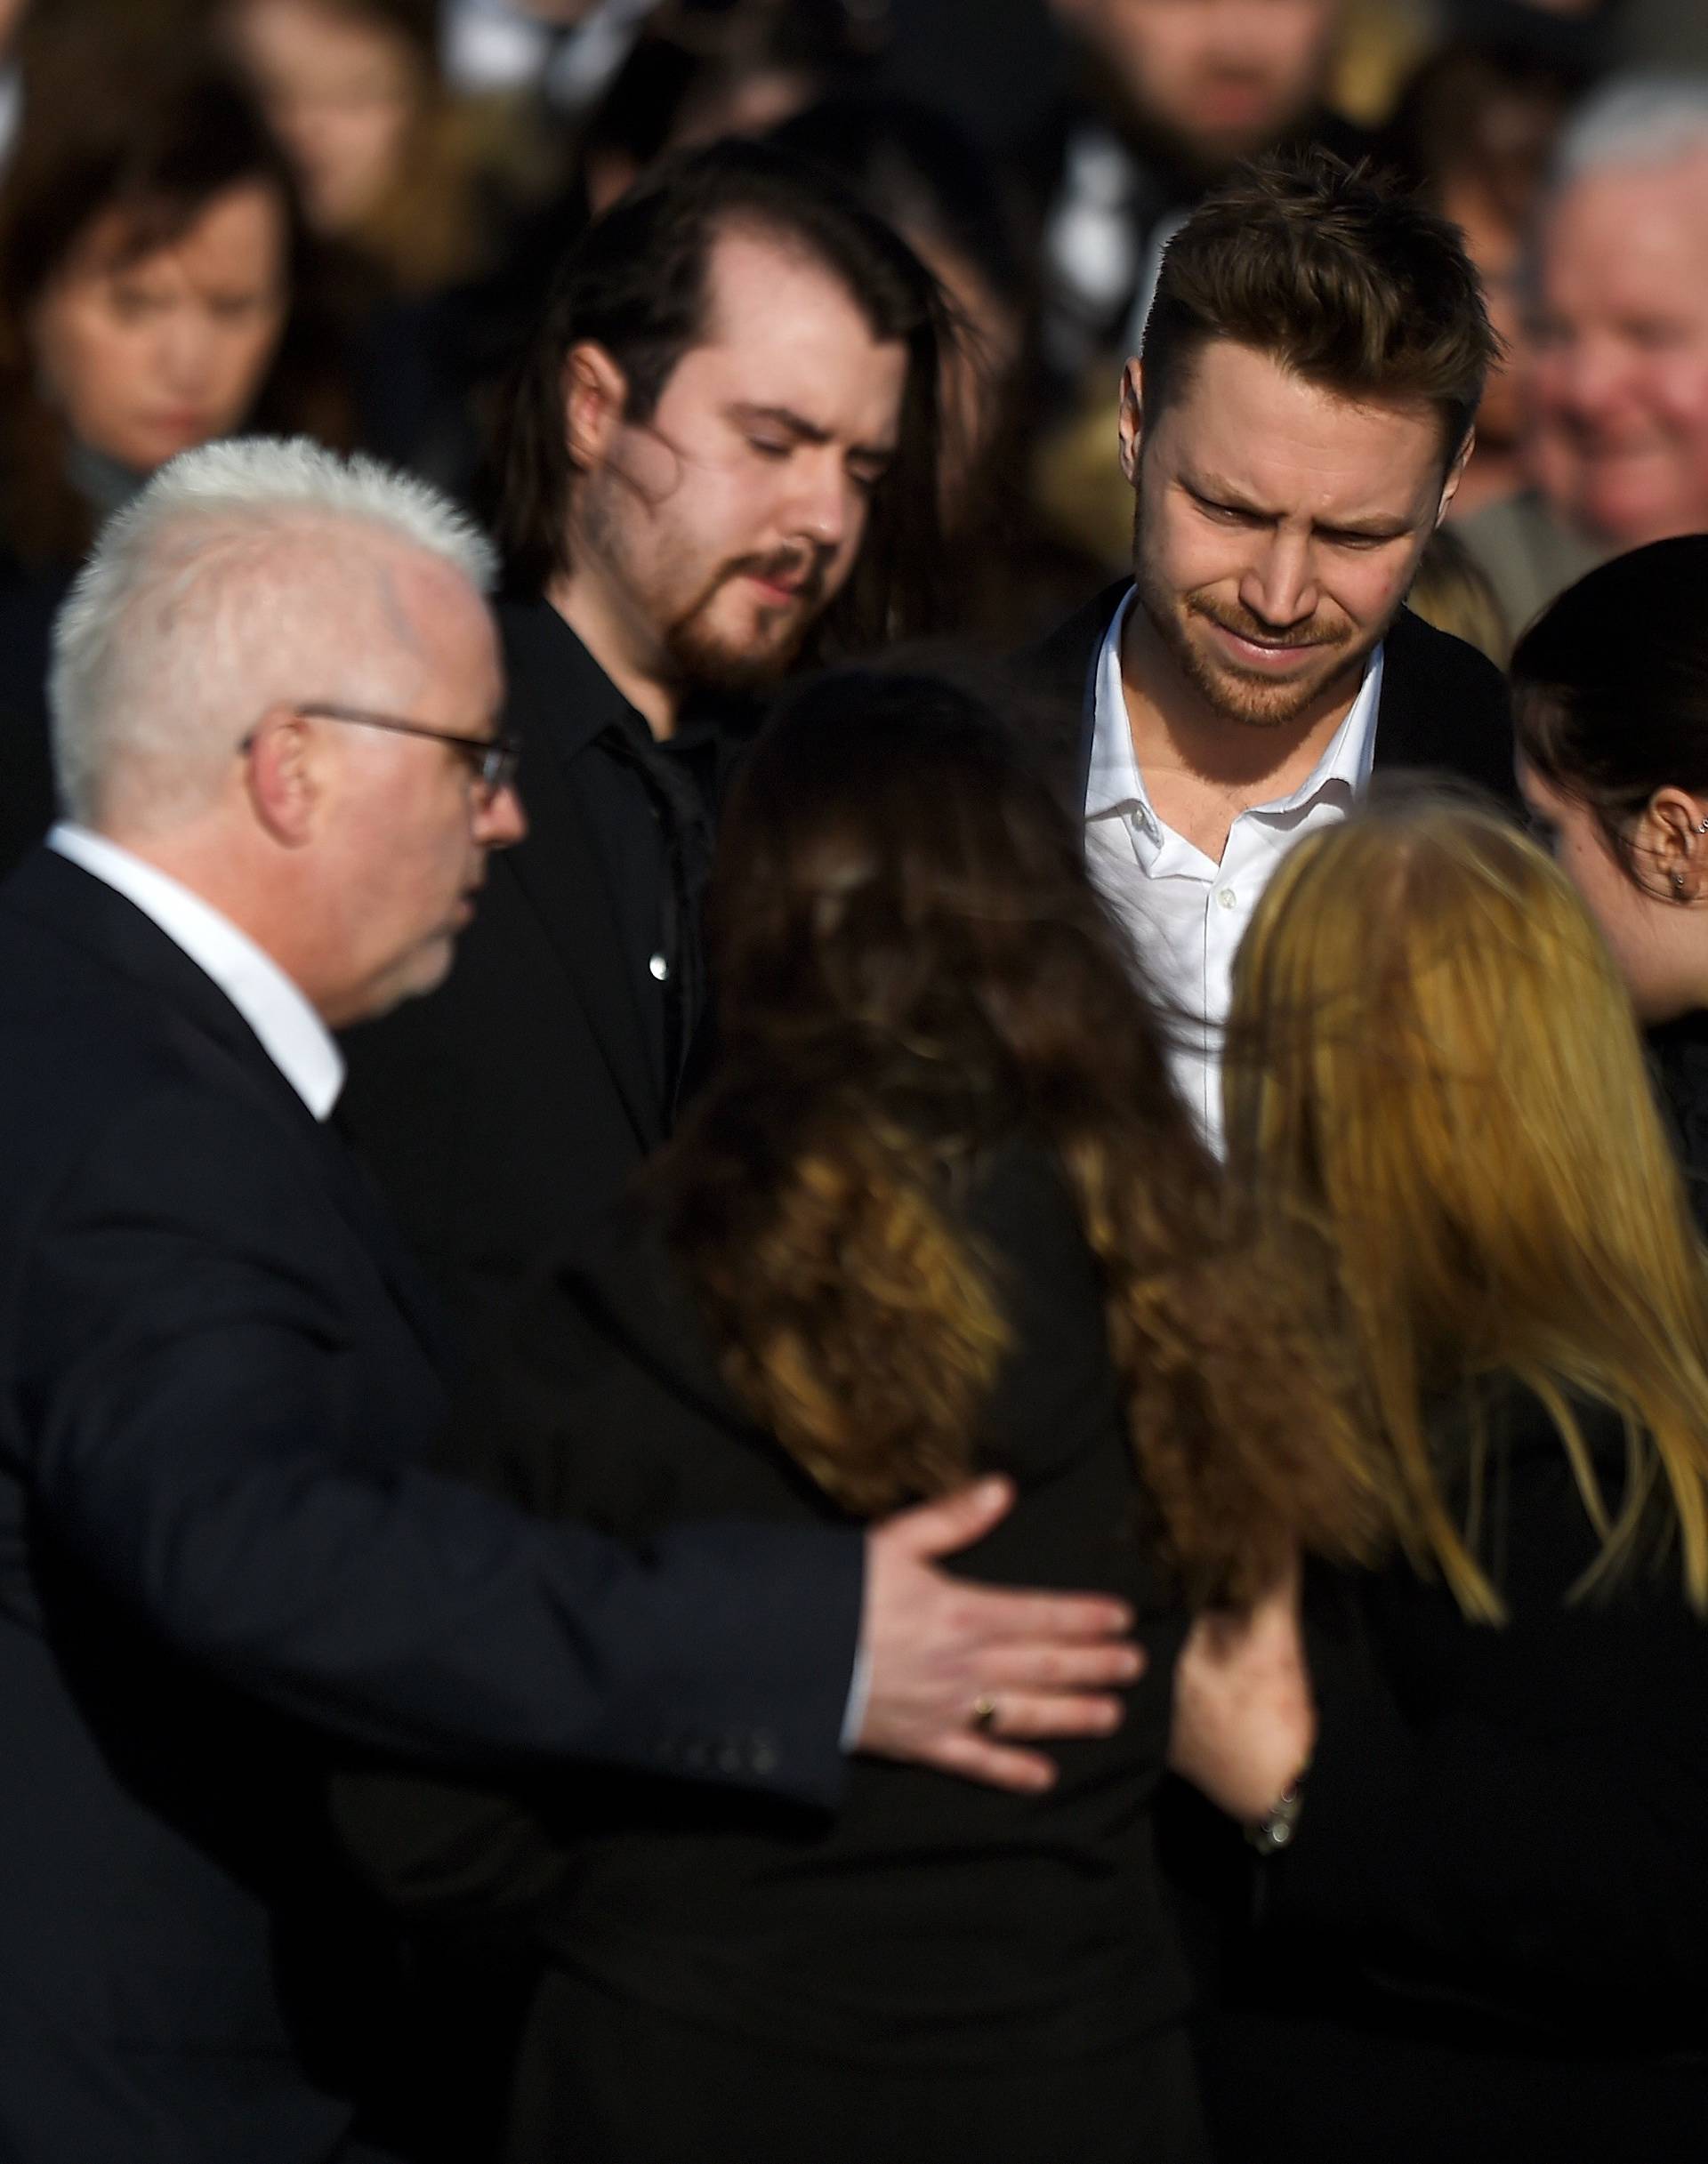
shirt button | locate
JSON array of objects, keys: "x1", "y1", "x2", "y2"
[
  {"x1": 1216, "y1": 886, "x2": 1237, "y2": 911},
  {"x1": 649, "y1": 952, "x2": 669, "y2": 981}
]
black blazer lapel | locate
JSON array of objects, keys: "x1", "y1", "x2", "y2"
[
  {"x1": 4, "y1": 849, "x2": 457, "y2": 1383},
  {"x1": 1016, "y1": 578, "x2": 1132, "y2": 814},
  {"x1": 1372, "y1": 607, "x2": 1518, "y2": 806}
]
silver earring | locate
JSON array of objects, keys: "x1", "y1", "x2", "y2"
[
  {"x1": 1697, "y1": 818, "x2": 1708, "y2": 834},
  {"x1": 1677, "y1": 871, "x2": 1689, "y2": 893}
]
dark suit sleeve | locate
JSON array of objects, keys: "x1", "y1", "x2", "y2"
[
  {"x1": 1261, "y1": 1507, "x2": 1708, "y2": 2011},
  {"x1": 11, "y1": 1086, "x2": 861, "y2": 1806}
]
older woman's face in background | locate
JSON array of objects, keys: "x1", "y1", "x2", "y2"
[
  {"x1": 225, "y1": 0, "x2": 421, "y2": 236},
  {"x1": 28, "y1": 179, "x2": 290, "y2": 473}
]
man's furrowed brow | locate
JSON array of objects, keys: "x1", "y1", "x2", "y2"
[
  {"x1": 726, "y1": 402, "x2": 898, "y2": 463},
  {"x1": 1184, "y1": 469, "x2": 1414, "y2": 540},
  {"x1": 729, "y1": 401, "x2": 831, "y2": 444}
]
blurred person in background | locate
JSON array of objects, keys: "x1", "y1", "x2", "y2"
[
  {"x1": 1039, "y1": 0, "x2": 1359, "y2": 383},
  {"x1": 575, "y1": 0, "x2": 877, "y2": 217},
  {"x1": 1171, "y1": 797, "x2": 1708, "y2": 2163},
  {"x1": 339, "y1": 139, "x2": 946, "y2": 1328},
  {"x1": 769, "y1": 93, "x2": 1109, "y2": 647},
  {"x1": 1511, "y1": 536, "x2": 1708, "y2": 1228},
  {"x1": 0, "y1": 34, "x2": 353, "y2": 873},
  {"x1": 1031, "y1": 0, "x2": 1364, "y2": 567},
  {"x1": 217, "y1": 0, "x2": 576, "y2": 485},
  {"x1": 1381, "y1": 37, "x2": 1583, "y2": 522},
  {"x1": 402, "y1": 1, "x2": 877, "y2": 503},
  {"x1": 0, "y1": 0, "x2": 29, "y2": 181},
  {"x1": 1461, "y1": 76, "x2": 1708, "y2": 637},
  {"x1": 440, "y1": 0, "x2": 657, "y2": 118},
  {"x1": 1019, "y1": 152, "x2": 1512, "y2": 1153},
  {"x1": 220, "y1": 0, "x2": 489, "y2": 294},
  {"x1": 336, "y1": 667, "x2": 1374, "y2": 2164}
]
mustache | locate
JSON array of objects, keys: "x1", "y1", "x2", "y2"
[
  {"x1": 725, "y1": 548, "x2": 828, "y2": 607},
  {"x1": 1189, "y1": 596, "x2": 1347, "y2": 650}
]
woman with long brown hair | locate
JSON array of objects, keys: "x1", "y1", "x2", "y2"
[
  {"x1": 1179, "y1": 798, "x2": 1708, "y2": 2162},
  {"x1": 336, "y1": 667, "x2": 1369, "y2": 2163}
]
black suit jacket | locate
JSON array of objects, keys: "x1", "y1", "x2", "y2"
[
  {"x1": 1018, "y1": 580, "x2": 1517, "y2": 812},
  {"x1": 0, "y1": 848, "x2": 859, "y2": 2164}
]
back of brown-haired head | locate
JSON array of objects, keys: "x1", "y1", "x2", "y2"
[{"x1": 1140, "y1": 149, "x2": 1498, "y2": 464}]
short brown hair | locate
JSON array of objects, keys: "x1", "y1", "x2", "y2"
[{"x1": 1141, "y1": 150, "x2": 1497, "y2": 460}]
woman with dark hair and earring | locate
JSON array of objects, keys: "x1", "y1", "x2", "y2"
[
  {"x1": 1510, "y1": 534, "x2": 1708, "y2": 1227},
  {"x1": 0, "y1": 26, "x2": 352, "y2": 873},
  {"x1": 334, "y1": 668, "x2": 1374, "y2": 2164}
]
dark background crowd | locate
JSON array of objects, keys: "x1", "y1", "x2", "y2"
[{"x1": 1, "y1": 0, "x2": 1706, "y2": 735}]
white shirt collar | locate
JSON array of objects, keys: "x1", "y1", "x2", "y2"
[
  {"x1": 48, "y1": 825, "x2": 344, "y2": 1121},
  {"x1": 1087, "y1": 583, "x2": 1383, "y2": 838}
]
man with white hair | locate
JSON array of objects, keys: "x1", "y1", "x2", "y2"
[
  {"x1": 0, "y1": 437, "x2": 1141, "y2": 2164},
  {"x1": 1462, "y1": 75, "x2": 1708, "y2": 633}
]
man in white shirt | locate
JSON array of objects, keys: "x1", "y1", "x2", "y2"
[
  {"x1": 1023, "y1": 150, "x2": 1515, "y2": 1148},
  {"x1": 0, "y1": 436, "x2": 1139, "y2": 2163}
]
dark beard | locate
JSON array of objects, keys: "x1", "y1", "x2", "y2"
[
  {"x1": 1132, "y1": 554, "x2": 1366, "y2": 733},
  {"x1": 663, "y1": 549, "x2": 827, "y2": 695}
]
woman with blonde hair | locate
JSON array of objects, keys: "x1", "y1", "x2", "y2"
[
  {"x1": 1173, "y1": 796, "x2": 1708, "y2": 2162},
  {"x1": 335, "y1": 667, "x2": 1371, "y2": 2164}
]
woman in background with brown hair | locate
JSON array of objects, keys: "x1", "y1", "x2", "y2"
[
  {"x1": 335, "y1": 668, "x2": 1372, "y2": 2164},
  {"x1": 1177, "y1": 800, "x2": 1708, "y2": 2163},
  {"x1": 0, "y1": 27, "x2": 351, "y2": 870}
]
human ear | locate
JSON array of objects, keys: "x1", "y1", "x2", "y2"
[
  {"x1": 1643, "y1": 786, "x2": 1708, "y2": 903},
  {"x1": 242, "y1": 708, "x2": 318, "y2": 848},
  {"x1": 1435, "y1": 426, "x2": 1476, "y2": 525},
  {"x1": 562, "y1": 342, "x2": 630, "y2": 473},
  {"x1": 1116, "y1": 358, "x2": 1146, "y2": 487}
]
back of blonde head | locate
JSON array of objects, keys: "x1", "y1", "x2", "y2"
[{"x1": 1226, "y1": 798, "x2": 1708, "y2": 1619}]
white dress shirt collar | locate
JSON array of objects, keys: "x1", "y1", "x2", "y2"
[
  {"x1": 48, "y1": 825, "x2": 344, "y2": 1121},
  {"x1": 1087, "y1": 584, "x2": 1383, "y2": 861}
]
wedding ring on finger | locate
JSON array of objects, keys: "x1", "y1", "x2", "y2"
[{"x1": 970, "y1": 1693, "x2": 1001, "y2": 1734}]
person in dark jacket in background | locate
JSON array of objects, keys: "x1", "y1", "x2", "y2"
[
  {"x1": 1511, "y1": 535, "x2": 1708, "y2": 1232},
  {"x1": 1170, "y1": 798, "x2": 1708, "y2": 2164}
]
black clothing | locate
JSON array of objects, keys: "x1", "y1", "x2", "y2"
[
  {"x1": 1018, "y1": 580, "x2": 1518, "y2": 817},
  {"x1": 1200, "y1": 1378, "x2": 1708, "y2": 2163},
  {"x1": 0, "y1": 557, "x2": 66, "y2": 875},
  {"x1": 335, "y1": 1146, "x2": 1205, "y2": 2164},
  {"x1": 338, "y1": 597, "x2": 753, "y2": 1325},
  {"x1": 512, "y1": 1967, "x2": 1204, "y2": 2164},
  {"x1": 0, "y1": 845, "x2": 864, "y2": 2163},
  {"x1": 1650, "y1": 1008, "x2": 1708, "y2": 1235}
]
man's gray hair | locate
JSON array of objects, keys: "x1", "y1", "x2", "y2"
[
  {"x1": 51, "y1": 436, "x2": 498, "y2": 833},
  {"x1": 1551, "y1": 73, "x2": 1708, "y2": 195}
]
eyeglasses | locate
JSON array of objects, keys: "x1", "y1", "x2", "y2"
[{"x1": 288, "y1": 704, "x2": 522, "y2": 796}]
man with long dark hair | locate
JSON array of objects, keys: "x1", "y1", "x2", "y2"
[{"x1": 340, "y1": 135, "x2": 947, "y2": 1320}]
